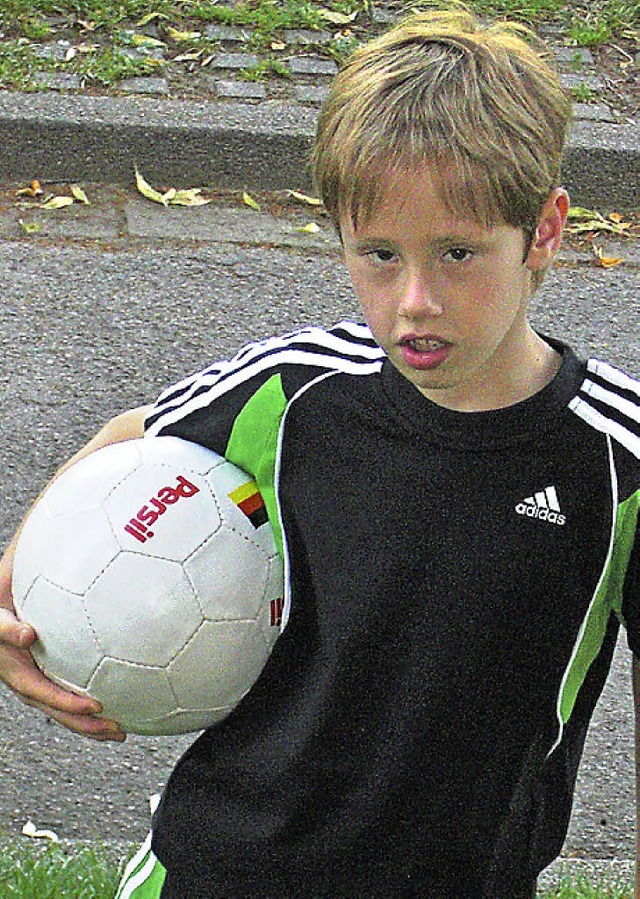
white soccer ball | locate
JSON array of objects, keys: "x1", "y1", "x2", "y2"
[{"x1": 12, "y1": 437, "x2": 284, "y2": 736}]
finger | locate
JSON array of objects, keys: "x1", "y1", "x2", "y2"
[
  {"x1": 42, "y1": 707, "x2": 127, "y2": 743},
  {"x1": 0, "y1": 607, "x2": 36, "y2": 648},
  {"x1": 1, "y1": 643, "x2": 102, "y2": 717}
]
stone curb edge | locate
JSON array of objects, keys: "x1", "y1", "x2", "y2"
[{"x1": 0, "y1": 90, "x2": 638, "y2": 209}]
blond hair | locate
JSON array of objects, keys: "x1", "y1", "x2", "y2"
[{"x1": 313, "y1": 5, "x2": 572, "y2": 257}]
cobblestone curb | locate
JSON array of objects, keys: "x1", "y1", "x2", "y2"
[
  {"x1": 0, "y1": 16, "x2": 637, "y2": 208},
  {"x1": 0, "y1": 87, "x2": 637, "y2": 209}
]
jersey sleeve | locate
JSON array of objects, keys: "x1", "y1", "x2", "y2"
[
  {"x1": 143, "y1": 323, "x2": 384, "y2": 549},
  {"x1": 144, "y1": 322, "x2": 382, "y2": 454}
]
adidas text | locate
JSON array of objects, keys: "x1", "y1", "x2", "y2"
[{"x1": 515, "y1": 503, "x2": 566, "y2": 526}]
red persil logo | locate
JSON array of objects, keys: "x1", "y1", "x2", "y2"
[{"x1": 123, "y1": 475, "x2": 200, "y2": 544}]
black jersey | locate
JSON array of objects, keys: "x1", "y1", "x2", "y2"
[{"x1": 145, "y1": 322, "x2": 639, "y2": 898}]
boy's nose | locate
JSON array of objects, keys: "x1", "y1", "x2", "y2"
[{"x1": 397, "y1": 271, "x2": 443, "y2": 319}]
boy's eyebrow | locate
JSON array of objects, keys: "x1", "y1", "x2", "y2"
[{"x1": 348, "y1": 231, "x2": 495, "y2": 250}]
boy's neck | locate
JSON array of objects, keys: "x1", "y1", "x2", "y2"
[{"x1": 418, "y1": 331, "x2": 563, "y2": 413}]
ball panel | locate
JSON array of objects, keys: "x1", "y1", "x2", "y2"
[
  {"x1": 87, "y1": 658, "x2": 176, "y2": 732},
  {"x1": 84, "y1": 555, "x2": 201, "y2": 666},
  {"x1": 19, "y1": 580, "x2": 102, "y2": 689},
  {"x1": 184, "y1": 528, "x2": 269, "y2": 621},
  {"x1": 41, "y1": 441, "x2": 145, "y2": 515},
  {"x1": 168, "y1": 620, "x2": 270, "y2": 709},
  {"x1": 137, "y1": 707, "x2": 230, "y2": 737},
  {"x1": 14, "y1": 503, "x2": 121, "y2": 597}
]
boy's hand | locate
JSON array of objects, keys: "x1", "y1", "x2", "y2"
[
  {"x1": 0, "y1": 546, "x2": 126, "y2": 742},
  {"x1": 0, "y1": 406, "x2": 148, "y2": 742}
]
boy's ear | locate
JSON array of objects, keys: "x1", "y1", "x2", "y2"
[{"x1": 526, "y1": 188, "x2": 570, "y2": 272}]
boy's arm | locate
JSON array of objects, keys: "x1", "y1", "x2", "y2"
[
  {"x1": 634, "y1": 654, "x2": 640, "y2": 898},
  {"x1": 0, "y1": 406, "x2": 150, "y2": 742}
]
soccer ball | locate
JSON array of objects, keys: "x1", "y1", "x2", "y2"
[{"x1": 12, "y1": 437, "x2": 284, "y2": 736}]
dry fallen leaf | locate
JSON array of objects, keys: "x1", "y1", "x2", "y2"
[
  {"x1": 566, "y1": 206, "x2": 631, "y2": 236},
  {"x1": 243, "y1": 191, "x2": 261, "y2": 211},
  {"x1": 173, "y1": 50, "x2": 203, "y2": 62},
  {"x1": 167, "y1": 27, "x2": 201, "y2": 42},
  {"x1": 135, "y1": 168, "x2": 169, "y2": 205},
  {"x1": 18, "y1": 219, "x2": 43, "y2": 234},
  {"x1": 170, "y1": 188, "x2": 211, "y2": 207},
  {"x1": 42, "y1": 196, "x2": 74, "y2": 209},
  {"x1": 136, "y1": 12, "x2": 170, "y2": 26},
  {"x1": 134, "y1": 169, "x2": 211, "y2": 207},
  {"x1": 592, "y1": 244, "x2": 623, "y2": 268},
  {"x1": 131, "y1": 34, "x2": 166, "y2": 49},
  {"x1": 318, "y1": 8, "x2": 358, "y2": 24},
  {"x1": 71, "y1": 184, "x2": 90, "y2": 205},
  {"x1": 16, "y1": 180, "x2": 44, "y2": 198},
  {"x1": 287, "y1": 190, "x2": 322, "y2": 207},
  {"x1": 296, "y1": 222, "x2": 321, "y2": 234},
  {"x1": 22, "y1": 820, "x2": 60, "y2": 842}
]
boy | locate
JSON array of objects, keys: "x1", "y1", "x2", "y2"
[{"x1": 0, "y1": 6, "x2": 638, "y2": 897}]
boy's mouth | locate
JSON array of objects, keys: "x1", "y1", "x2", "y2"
[
  {"x1": 403, "y1": 336, "x2": 448, "y2": 352},
  {"x1": 399, "y1": 334, "x2": 452, "y2": 370}
]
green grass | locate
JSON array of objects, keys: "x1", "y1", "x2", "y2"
[
  {"x1": 542, "y1": 874, "x2": 634, "y2": 897},
  {"x1": 566, "y1": 0, "x2": 639, "y2": 47},
  {"x1": 0, "y1": 0, "x2": 636, "y2": 91},
  {"x1": 0, "y1": 843, "x2": 127, "y2": 898},
  {"x1": 0, "y1": 842, "x2": 635, "y2": 897}
]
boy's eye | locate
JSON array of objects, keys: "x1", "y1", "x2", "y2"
[
  {"x1": 367, "y1": 248, "x2": 397, "y2": 263},
  {"x1": 445, "y1": 247, "x2": 473, "y2": 262}
]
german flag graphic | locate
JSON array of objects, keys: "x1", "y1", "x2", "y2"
[{"x1": 228, "y1": 480, "x2": 268, "y2": 529}]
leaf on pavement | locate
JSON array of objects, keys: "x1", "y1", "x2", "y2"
[
  {"x1": 167, "y1": 27, "x2": 202, "y2": 42},
  {"x1": 16, "y1": 180, "x2": 43, "y2": 198},
  {"x1": 71, "y1": 184, "x2": 90, "y2": 205},
  {"x1": 287, "y1": 190, "x2": 322, "y2": 207},
  {"x1": 170, "y1": 188, "x2": 211, "y2": 207},
  {"x1": 131, "y1": 34, "x2": 166, "y2": 49},
  {"x1": 566, "y1": 206, "x2": 631, "y2": 236},
  {"x1": 135, "y1": 168, "x2": 169, "y2": 205},
  {"x1": 22, "y1": 820, "x2": 60, "y2": 842},
  {"x1": 296, "y1": 222, "x2": 320, "y2": 234},
  {"x1": 136, "y1": 12, "x2": 170, "y2": 26},
  {"x1": 318, "y1": 8, "x2": 358, "y2": 24},
  {"x1": 134, "y1": 169, "x2": 211, "y2": 207},
  {"x1": 592, "y1": 245, "x2": 623, "y2": 268},
  {"x1": 173, "y1": 50, "x2": 203, "y2": 62},
  {"x1": 243, "y1": 191, "x2": 261, "y2": 211},
  {"x1": 18, "y1": 219, "x2": 43, "y2": 234},
  {"x1": 41, "y1": 196, "x2": 74, "y2": 209}
]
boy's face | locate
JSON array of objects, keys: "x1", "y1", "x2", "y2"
[{"x1": 341, "y1": 168, "x2": 565, "y2": 412}]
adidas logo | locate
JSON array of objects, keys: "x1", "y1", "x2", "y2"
[{"x1": 515, "y1": 486, "x2": 566, "y2": 526}]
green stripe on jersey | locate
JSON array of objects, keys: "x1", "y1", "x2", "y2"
[
  {"x1": 115, "y1": 845, "x2": 166, "y2": 899},
  {"x1": 225, "y1": 373, "x2": 288, "y2": 557},
  {"x1": 558, "y1": 489, "x2": 639, "y2": 727}
]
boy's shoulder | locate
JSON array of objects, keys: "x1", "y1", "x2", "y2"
[{"x1": 569, "y1": 357, "x2": 639, "y2": 462}]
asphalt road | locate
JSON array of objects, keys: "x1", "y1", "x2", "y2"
[{"x1": 0, "y1": 230, "x2": 638, "y2": 874}]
